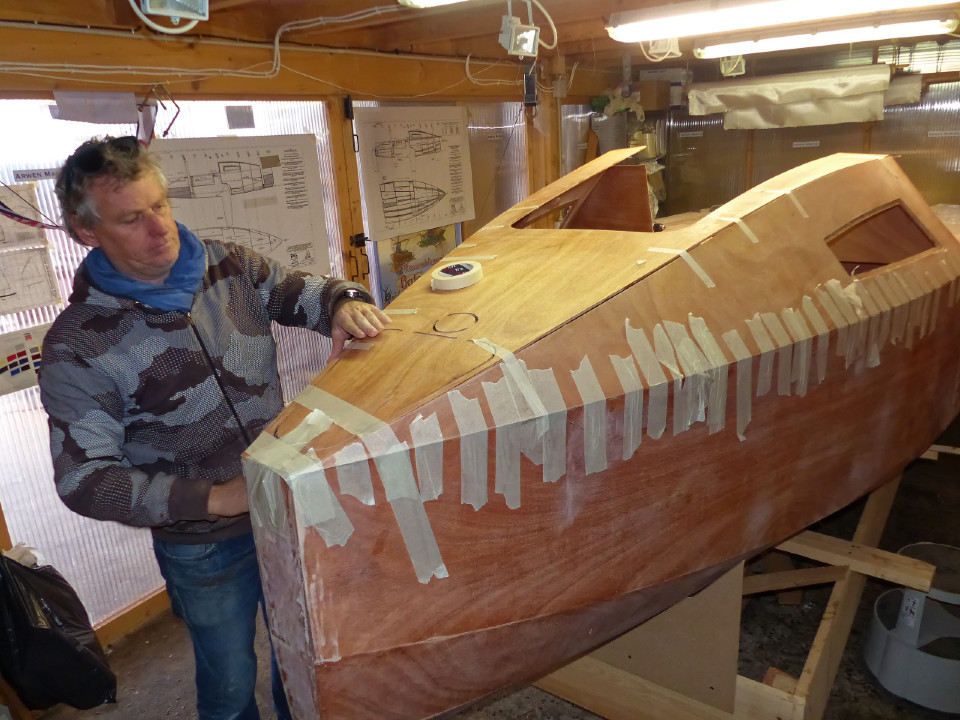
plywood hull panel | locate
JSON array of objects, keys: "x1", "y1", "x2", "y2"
[{"x1": 242, "y1": 150, "x2": 960, "y2": 719}]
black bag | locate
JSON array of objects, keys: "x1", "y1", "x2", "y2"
[{"x1": 0, "y1": 552, "x2": 117, "y2": 709}]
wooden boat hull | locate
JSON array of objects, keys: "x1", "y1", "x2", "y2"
[{"x1": 242, "y1": 150, "x2": 960, "y2": 719}]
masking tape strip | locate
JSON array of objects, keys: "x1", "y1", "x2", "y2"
[
  {"x1": 824, "y1": 280, "x2": 862, "y2": 365},
  {"x1": 781, "y1": 308, "x2": 812, "y2": 397},
  {"x1": 282, "y1": 408, "x2": 334, "y2": 449},
  {"x1": 648, "y1": 247, "x2": 716, "y2": 288},
  {"x1": 665, "y1": 320, "x2": 708, "y2": 429},
  {"x1": 454, "y1": 255, "x2": 498, "y2": 261},
  {"x1": 626, "y1": 320, "x2": 668, "y2": 440},
  {"x1": 409, "y1": 413, "x2": 444, "y2": 502},
  {"x1": 344, "y1": 340, "x2": 374, "y2": 351},
  {"x1": 943, "y1": 251, "x2": 960, "y2": 305},
  {"x1": 689, "y1": 315, "x2": 729, "y2": 435},
  {"x1": 896, "y1": 273, "x2": 922, "y2": 349},
  {"x1": 296, "y1": 386, "x2": 447, "y2": 583},
  {"x1": 571, "y1": 356, "x2": 608, "y2": 476},
  {"x1": 760, "y1": 312, "x2": 793, "y2": 397},
  {"x1": 717, "y1": 216, "x2": 760, "y2": 244},
  {"x1": 909, "y1": 267, "x2": 933, "y2": 338},
  {"x1": 863, "y1": 278, "x2": 892, "y2": 351},
  {"x1": 458, "y1": 243, "x2": 477, "y2": 248},
  {"x1": 527, "y1": 368, "x2": 567, "y2": 483},
  {"x1": 447, "y1": 390, "x2": 488, "y2": 510},
  {"x1": 874, "y1": 274, "x2": 908, "y2": 345},
  {"x1": 926, "y1": 271, "x2": 942, "y2": 333},
  {"x1": 852, "y1": 284, "x2": 881, "y2": 368},
  {"x1": 474, "y1": 338, "x2": 549, "y2": 439},
  {"x1": 746, "y1": 313, "x2": 775, "y2": 398},
  {"x1": 801, "y1": 296, "x2": 830, "y2": 383},
  {"x1": 482, "y1": 377, "x2": 523, "y2": 509},
  {"x1": 721, "y1": 329, "x2": 752, "y2": 441},
  {"x1": 935, "y1": 259, "x2": 955, "y2": 308},
  {"x1": 244, "y1": 432, "x2": 354, "y2": 547},
  {"x1": 333, "y1": 442, "x2": 375, "y2": 506},
  {"x1": 610, "y1": 354, "x2": 643, "y2": 460},
  {"x1": 761, "y1": 188, "x2": 809, "y2": 218},
  {"x1": 813, "y1": 284, "x2": 849, "y2": 358},
  {"x1": 241, "y1": 454, "x2": 287, "y2": 534},
  {"x1": 654, "y1": 323, "x2": 688, "y2": 435},
  {"x1": 385, "y1": 308, "x2": 418, "y2": 315},
  {"x1": 868, "y1": 276, "x2": 895, "y2": 349}
]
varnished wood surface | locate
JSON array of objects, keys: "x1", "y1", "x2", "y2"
[{"x1": 248, "y1": 150, "x2": 960, "y2": 719}]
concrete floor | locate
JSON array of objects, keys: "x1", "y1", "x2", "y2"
[{"x1": 37, "y1": 449, "x2": 960, "y2": 720}]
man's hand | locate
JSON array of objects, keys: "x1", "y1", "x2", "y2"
[
  {"x1": 330, "y1": 300, "x2": 391, "y2": 359},
  {"x1": 207, "y1": 475, "x2": 249, "y2": 517}
]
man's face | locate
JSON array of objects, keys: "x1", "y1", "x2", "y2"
[{"x1": 74, "y1": 173, "x2": 180, "y2": 284}]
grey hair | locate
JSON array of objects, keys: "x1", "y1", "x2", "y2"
[{"x1": 55, "y1": 137, "x2": 169, "y2": 245}]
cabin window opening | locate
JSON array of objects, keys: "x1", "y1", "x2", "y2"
[{"x1": 825, "y1": 202, "x2": 937, "y2": 276}]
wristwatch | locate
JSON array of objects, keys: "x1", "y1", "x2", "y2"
[{"x1": 340, "y1": 288, "x2": 366, "y2": 302}]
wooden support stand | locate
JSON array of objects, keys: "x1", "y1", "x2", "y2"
[{"x1": 535, "y1": 476, "x2": 936, "y2": 720}]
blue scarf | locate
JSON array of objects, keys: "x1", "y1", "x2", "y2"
[{"x1": 84, "y1": 223, "x2": 207, "y2": 312}]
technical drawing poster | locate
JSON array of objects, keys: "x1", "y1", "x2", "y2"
[
  {"x1": 0, "y1": 183, "x2": 49, "y2": 250},
  {"x1": 151, "y1": 135, "x2": 331, "y2": 275},
  {"x1": 0, "y1": 248, "x2": 61, "y2": 315},
  {"x1": 355, "y1": 106, "x2": 475, "y2": 241},
  {"x1": 0, "y1": 324, "x2": 50, "y2": 396}
]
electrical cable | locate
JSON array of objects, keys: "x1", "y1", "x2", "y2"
[{"x1": 530, "y1": 0, "x2": 558, "y2": 50}]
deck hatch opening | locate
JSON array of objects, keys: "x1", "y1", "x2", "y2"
[{"x1": 826, "y1": 202, "x2": 937, "y2": 276}]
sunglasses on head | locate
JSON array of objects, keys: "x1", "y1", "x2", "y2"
[{"x1": 64, "y1": 136, "x2": 142, "y2": 188}]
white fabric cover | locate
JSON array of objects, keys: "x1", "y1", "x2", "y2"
[{"x1": 687, "y1": 65, "x2": 893, "y2": 129}]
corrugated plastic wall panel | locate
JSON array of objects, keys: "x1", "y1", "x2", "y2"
[
  {"x1": 665, "y1": 112, "x2": 748, "y2": 214},
  {"x1": 873, "y1": 82, "x2": 960, "y2": 206},
  {"x1": 751, "y1": 122, "x2": 866, "y2": 187}
]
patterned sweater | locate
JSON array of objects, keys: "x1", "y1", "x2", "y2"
[{"x1": 39, "y1": 239, "x2": 368, "y2": 544}]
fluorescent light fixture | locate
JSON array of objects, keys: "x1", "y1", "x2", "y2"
[
  {"x1": 606, "y1": 0, "x2": 959, "y2": 42},
  {"x1": 499, "y1": 15, "x2": 541, "y2": 57},
  {"x1": 398, "y1": 0, "x2": 471, "y2": 7},
  {"x1": 694, "y1": 13, "x2": 959, "y2": 58}
]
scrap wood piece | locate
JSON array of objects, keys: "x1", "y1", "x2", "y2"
[
  {"x1": 742, "y1": 565, "x2": 846, "y2": 596},
  {"x1": 777, "y1": 530, "x2": 934, "y2": 591}
]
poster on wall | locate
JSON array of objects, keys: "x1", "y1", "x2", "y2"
[
  {"x1": 0, "y1": 247, "x2": 61, "y2": 316},
  {"x1": 354, "y1": 106, "x2": 475, "y2": 242},
  {"x1": 375, "y1": 225, "x2": 456, "y2": 306},
  {"x1": 0, "y1": 183, "x2": 49, "y2": 250},
  {"x1": 0, "y1": 324, "x2": 50, "y2": 396},
  {"x1": 151, "y1": 134, "x2": 330, "y2": 275}
]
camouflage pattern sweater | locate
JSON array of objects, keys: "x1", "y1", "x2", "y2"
[{"x1": 39, "y1": 239, "x2": 369, "y2": 544}]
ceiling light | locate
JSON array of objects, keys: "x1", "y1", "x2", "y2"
[
  {"x1": 499, "y1": 15, "x2": 541, "y2": 57},
  {"x1": 694, "y1": 13, "x2": 959, "y2": 58},
  {"x1": 397, "y1": 0, "x2": 471, "y2": 7},
  {"x1": 606, "y1": 0, "x2": 959, "y2": 43},
  {"x1": 140, "y1": 0, "x2": 208, "y2": 21}
]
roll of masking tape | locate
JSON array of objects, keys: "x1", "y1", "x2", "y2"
[{"x1": 431, "y1": 260, "x2": 483, "y2": 291}]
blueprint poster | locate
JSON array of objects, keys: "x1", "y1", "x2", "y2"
[
  {"x1": 0, "y1": 182, "x2": 61, "y2": 316},
  {"x1": 0, "y1": 183, "x2": 49, "y2": 250},
  {"x1": 0, "y1": 323, "x2": 50, "y2": 396},
  {"x1": 355, "y1": 106, "x2": 475, "y2": 242},
  {"x1": 151, "y1": 135, "x2": 331, "y2": 275}
]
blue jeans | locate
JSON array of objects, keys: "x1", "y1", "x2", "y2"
[{"x1": 153, "y1": 533, "x2": 292, "y2": 720}]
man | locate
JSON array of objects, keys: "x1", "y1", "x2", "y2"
[{"x1": 39, "y1": 136, "x2": 390, "y2": 720}]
